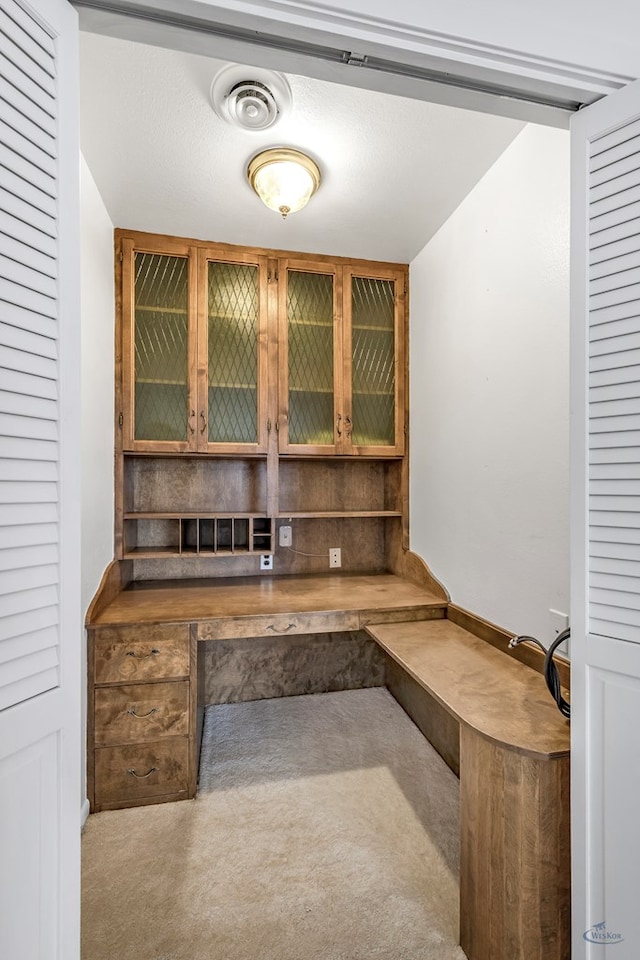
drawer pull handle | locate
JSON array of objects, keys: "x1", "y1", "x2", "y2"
[
  {"x1": 127, "y1": 706, "x2": 159, "y2": 719},
  {"x1": 125, "y1": 649, "x2": 160, "y2": 660},
  {"x1": 267, "y1": 622, "x2": 296, "y2": 633},
  {"x1": 128, "y1": 766, "x2": 158, "y2": 779}
]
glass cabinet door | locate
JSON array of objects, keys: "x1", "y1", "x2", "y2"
[
  {"x1": 131, "y1": 249, "x2": 193, "y2": 448},
  {"x1": 350, "y1": 275, "x2": 396, "y2": 449},
  {"x1": 282, "y1": 267, "x2": 338, "y2": 452},
  {"x1": 205, "y1": 259, "x2": 263, "y2": 449}
]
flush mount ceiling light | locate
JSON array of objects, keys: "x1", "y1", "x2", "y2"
[
  {"x1": 247, "y1": 148, "x2": 321, "y2": 219},
  {"x1": 211, "y1": 64, "x2": 292, "y2": 131}
]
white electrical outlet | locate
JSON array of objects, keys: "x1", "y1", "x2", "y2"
[
  {"x1": 279, "y1": 525, "x2": 292, "y2": 547},
  {"x1": 260, "y1": 555, "x2": 273, "y2": 570},
  {"x1": 549, "y1": 609, "x2": 569, "y2": 655},
  {"x1": 329, "y1": 547, "x2": 341, "y2": 568}
]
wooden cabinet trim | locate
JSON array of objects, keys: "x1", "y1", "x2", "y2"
[{"x1": 114, "y1": 229, "x2": 409, "y2": 272}]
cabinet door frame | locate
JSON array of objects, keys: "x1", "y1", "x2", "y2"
[
  {"x1": 277, "y1": 258, "x2": 343, "y2": 455},
  {"x1": 197, "y1": 247, "x2": 270, "y2": 454},
  {"x1": 120, "y1": 234, "x2": 198, "y2": 453},
  {"x1": 342, "y1": 264, "x2": 406, "y2": 457}
]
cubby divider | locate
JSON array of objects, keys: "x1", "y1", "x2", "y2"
[{"x1": 122, "y1": 514, "x2": 273, "y2": 558}]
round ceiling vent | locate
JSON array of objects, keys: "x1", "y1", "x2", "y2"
[{"x1": 211, "y1": 65, "x2": 292, "y2": 131}]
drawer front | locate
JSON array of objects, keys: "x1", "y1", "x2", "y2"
[
  {"x1": 94, "y1": 739, "x2": 189, "y2": 805},
  {"x1": 93, "y1": 623, "x2": 190, "y2": 683},
  {"x1": 197, "y1": 611, "x2": 359, "y2": 640},
  {"x1": 94, "y1": 681, "x2": 189, "y2": 745}
]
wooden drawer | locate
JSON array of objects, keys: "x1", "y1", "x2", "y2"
[
  {"x1": 94, "y1": 681, "x2": 189, "y2": 745},
  {"x1": 94, "y1": 738, "x2": 189, "y2": 806},
  {"x1": 197, "y1": 610, "x2": 359, "y2": 640},
  {"x1": 93, "y1": 623, "x2": 190, "y2": 683}
]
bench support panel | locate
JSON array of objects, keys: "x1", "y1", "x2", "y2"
[
  {"x1": 385, "y1": 655, "x2": 460, "y2": 776},
  {"x1": 460, "y1": 724, "x2": 571, "y2": 960}
]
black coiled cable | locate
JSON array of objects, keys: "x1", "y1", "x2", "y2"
[{"x1": 509, "y1": 628, "x2": 570, "y2": 720}]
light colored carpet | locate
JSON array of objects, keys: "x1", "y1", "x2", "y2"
[{"x1": 82, "y1": 688, "x2": 464, "y2": 960}]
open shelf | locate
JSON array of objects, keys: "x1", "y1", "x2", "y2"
[
  {"x1": 278, "y1": 510, "x2": 402, "y2": 519},
  {"x1": 123, "y1": 515, "x2": 274, "y2": 558},
  {"x1": 278, "y1": 458, "x2": 402, "y2": 516}
]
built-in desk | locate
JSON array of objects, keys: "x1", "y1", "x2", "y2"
[
  {"x1": 89, "y1": 572, "x2": 448, "y2": 630},
  {"x1": 87, "y1": 571, "x2": 570, "y2": 960},
  {"x1": 87, "y1": 572, "x2": 448, "y2": 813}
]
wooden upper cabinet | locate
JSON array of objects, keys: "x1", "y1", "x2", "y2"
[
  {"x1": 278, "y1": 260, "x2": 342, "y2": 455},
  {"x1": 119, "y1": 234, "x2": 269, "y2": 454},
  {"x1": 121, "y1": 236, "x2": 198, "y2": 453},
  {"x1": 278, "y1": 259, "x2": 405, "y2": 456},
  {"x1": 343, "y1": 266, "x2": 406, "y2": 457},
  {"x1": 118, "y1": 232, "x2": 406, "y2": 458},
  {"x1": 197, "y1": 248, "x2": 269, "y2": 454}
]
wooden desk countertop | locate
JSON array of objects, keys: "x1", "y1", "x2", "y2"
[
  {"x1": 366, "y1": 618, "x2": 570, "y2": 759},
  {"x1": 89, "y1": 572, "x2": 447, "y2": 628}
]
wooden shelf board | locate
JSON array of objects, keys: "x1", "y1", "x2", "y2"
[
  {"x1": 124, "y1": 512, "x2": 269, "y2": 520},
  {"x1": 135, "y1": 378, "x2": 187, "y2": 386},
  {"x1": 136, "y1": 305, "x2": 187, "y2": 315},
  {"x1": 276, "y1": 510, "x2": 402, "y2": 518},
  {"x1": 122, "y1": 547, "x2": 265, "y2": 558},
  {"x1": 122, "y1": 547, "x2": 183, "y2": 558}
]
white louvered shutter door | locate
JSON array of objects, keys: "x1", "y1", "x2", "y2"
[
  {"x1": 0, "y1": 1, "x2": 80, "y2": 957},
  {"x1": 572, "y1": 80, "x2": 640, "y2": 957},
  {"x1": 0, "y1": 0, "x2": 62, "y2": 710},
  {"x1": 589, "y1": 116, "x2": 640, "y2": 643}
]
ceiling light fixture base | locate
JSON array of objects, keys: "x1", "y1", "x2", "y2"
[{"x1": 211, "y1": 64, "x2": 292, "y2": 131}]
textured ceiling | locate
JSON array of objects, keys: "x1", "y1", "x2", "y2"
[{"x1": 79, "y1": 31, "x2": 525, "y2": 263}]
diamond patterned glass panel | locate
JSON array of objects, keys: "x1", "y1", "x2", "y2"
[
  {"x1": 208, "y1": 261, "x2": 259, "y2": 444},
  {"x1": 351, "y1": 277, "x2": 395, "y2": 446},
  {"x1": 134, "y1": 252, "x2": 189, "y2": 442},
  {"x1": 287, "y1": 271, "x2": 334, "y2": 445}
]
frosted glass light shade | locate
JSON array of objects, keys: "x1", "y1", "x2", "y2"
[{"x1": 247, "y1": 148, "x2": 321, "y2": 219}]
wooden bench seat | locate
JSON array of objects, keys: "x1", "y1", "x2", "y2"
[
  {"x1": 366, "y1": 614, "x2": 570, "y2": 960},
  {"x1": 366, "y1": 617, "x2": 570, "y2": 759}
]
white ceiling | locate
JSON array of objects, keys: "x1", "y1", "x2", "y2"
[{"x1": 79, "y1": 31, "x2": 525, "y2": 264}]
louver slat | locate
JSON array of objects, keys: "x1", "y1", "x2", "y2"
[
  {"x1": 590, "y1": 250, "x2": 640, "y2": 282},
  {"x1": 0, "y1": 0, "x2": 60, "y2": 708},
  {"x1": 589, "y1": 119, "x2": 640, "y2": 642},
  {"x1": 591, "y1": 218, "x2": 640, "y2": 252},
  {"x1": 590, "y1": 117, "x2": 640, "y2": 160},
  {"x1": 590, "y1": 147, "x2": 640, "y2": 186},
  {"x1": 591, "y1": 200, "x2": 640, "y2": 236}
]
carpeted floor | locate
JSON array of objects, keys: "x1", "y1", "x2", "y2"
[{"x1": 82, "y1": 687, "x2": 464, "y2": 960}]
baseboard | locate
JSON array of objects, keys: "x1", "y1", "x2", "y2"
[{"x1": 81, "y1": 798, "x2": 90, "y2": 829}]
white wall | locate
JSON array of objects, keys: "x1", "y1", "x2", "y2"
[
  {"x1": 80, "y1": 155, "x2": 115, "y2": 615},
  {"x1": 80, "y1": 155, "x2": 115, "y2": 808},
  {"x1": 410, "y1": 124, "x2": 570, "y2": 642}
]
